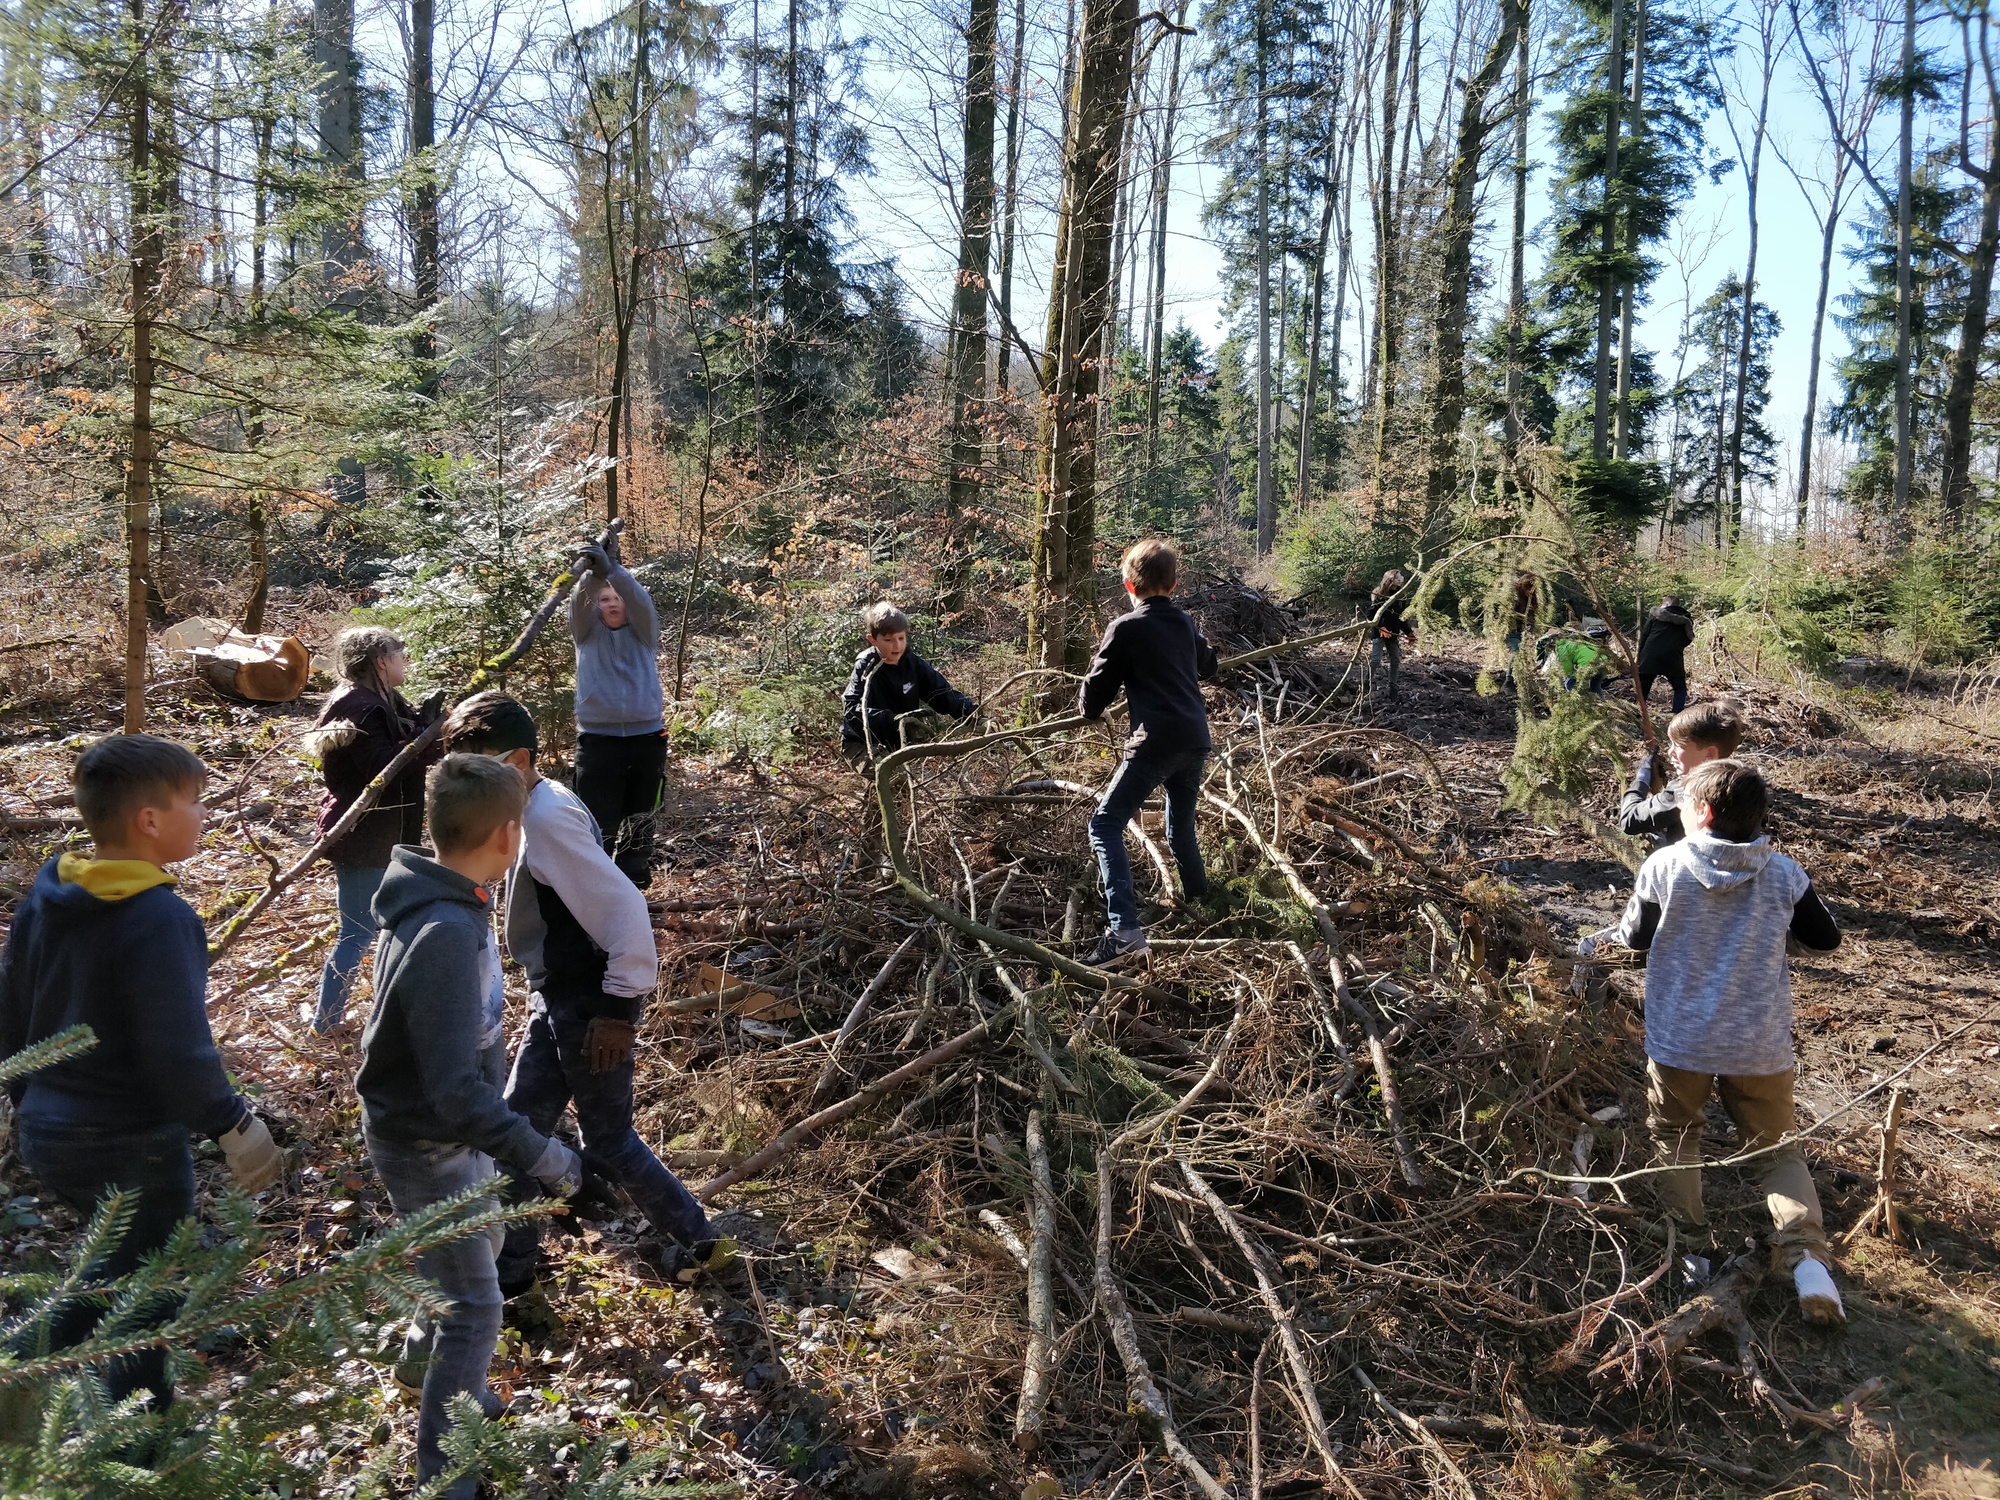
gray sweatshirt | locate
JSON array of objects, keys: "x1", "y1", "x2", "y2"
[
  {"x1": 1601, "y1": 833, "x2": 1839, "y2": 1076},
  {"x1": 570, "y1": 562, "x2": 664, "y2": 735},
  {"x1": 504, "y1": 778, "x2": 658, "y2": 1013},
  {"x1": 358, "y1": 846, "x2": 551, "y2": 1171}
]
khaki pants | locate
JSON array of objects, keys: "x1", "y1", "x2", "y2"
[{"x1": 1645, "y1": 1060, "x2": 1830, "y2": 1270}]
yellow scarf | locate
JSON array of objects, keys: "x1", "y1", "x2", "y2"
[{"x1": 57, "y1": 853, "x2": 176, "y2": 901}]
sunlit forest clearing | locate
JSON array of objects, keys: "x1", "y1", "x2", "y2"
[{"x1": 2, "y1": 0, "x2": 1999, "y2": 1492}]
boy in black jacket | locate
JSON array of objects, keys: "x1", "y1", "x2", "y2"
[
  {"x1": 359, "y1": 754, "x2": 583, "y2": 1500},
  {"x1": 1078, "y1": 540, "x2": 1218, "y2": 965},
  {"x1": 0, "y1": 734, "x2": 281, "y2": 1406},
  {"x1": 840, "y1": 601, "x2": 976, "y2": 761}
]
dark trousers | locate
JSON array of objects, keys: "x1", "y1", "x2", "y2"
[
  {"x1": 497, "y1": 990, "x2": 710, "y2": 1288},
  {"x1": 574, "y1": 731, "x2": 667, "y2": 887},
  {"x1": 1088, "y1": 748, "x2": 1209, "y2": 936},
  {"x1": 16, "y1": 1114, "x2": 194, "y2": 1406},
  {"x1": 1639, "y1": 669, "x2": 1688, "y2": 713}
]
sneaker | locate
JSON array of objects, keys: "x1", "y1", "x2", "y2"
[
  {"x1": 662, "y1": 1236, "x2": 739, "y2": 1284},
  {"x1": 1082, "y1": 929, "x2": 1149, "y2": 967},
  {"x1": 1794, "y1": 1257, "x2": 1847, "y2": 1325},
  {"x1": 309, "y1": 1000, "x2": 346, "y2": 1037}
]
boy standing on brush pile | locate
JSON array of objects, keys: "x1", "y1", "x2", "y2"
[
  {"x1": 356, "y1": 754, "x2": 584, "y2": 1499},
  {"x1": 441, "y1": 692, "x2": 729, "y2": 1291},
  {"x1": 1079, "y1": 540, "x2": 1217, "y2": 967},
  {"x1": 840, "y1": 601, "x2": 977, "y2": 762},
  {"x1": 570, "y1": 539, "x2": 666, "y2": 889},
  {"x1": 1618, "y1": 701, "x2": 1745, "y2": 845},
  {"x1": 0, "y1": 735, "x2": 282, "y2": 1406},
  {"x1": 1581, "y1": 759, "x2": 1847, "y2": 1325}
]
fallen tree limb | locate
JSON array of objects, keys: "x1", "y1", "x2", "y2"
[
  {"x1": 1589, "y1": 1251, "x2": 1765, "y2": 1389},
  {"x1": 209, "y1": 520, "x2": 622, "y2": 959},
  {"x1": 1349, "y1": 1362, "x2": 1477, "y2": 1500},
  {"x1": 1179, "y1": 1159, "x2": 1363, "y2": 1499},
  {"x1": 694, "y1": 1001, "x2": 1017, "y2": 1201},
  {"x1": 872, "y1": 719, "x2": 1189, "y2": 1011},
  {"x1": 210, "y1": 920, "x2": 339, "y2": 1009},
  {"x1": 1203, "y1": 785, "x2": 1424, "y2": 1187},
  {"x1": 808, "y1": 928, "x2": 927, "y2": 1106},
  {"x1": 1015, "y1": 1108, "x2": 1058, "y2": 1454}
]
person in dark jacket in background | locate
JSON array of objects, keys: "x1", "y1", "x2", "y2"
[
  {"x1": 570, "y1": 540, "x2": 667, "y2": 888},
  {"x1": 1367, "y1": 569, "x2": 1418, "y2": 699},
  {"x1": 1078, "y1": 539, "x2": 1218, "y2": 966},
  {"x1": 303, "y1": 627, "x2": 442, "y2": 1035},
  {"x1": 1637, "y1": 596, "x2": 1696, "y2": 712},
  {"x1": 358, "y1": 754, "x2": 583, "y2": 1500},
  {"x1": 0, "y1": 735, "x2": 281, "y2": 1406},
  {"x1": 840, "y1": 601, "x2": 977, "y2": 761}
]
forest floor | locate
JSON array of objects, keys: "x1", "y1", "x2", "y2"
[{"x1": 2, "y1": 588, "x2": 1999, "y2": 1500}]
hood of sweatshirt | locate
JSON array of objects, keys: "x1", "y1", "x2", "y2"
[
  {"x1": 47, "y1": 853, "x2": 176, "y2": 904},
  {"x1": 1680, "y1": 832, "x2": 1777, "y2": 890},
  {"x1": 371, "y1": 843, "x2": 493, "y2": 931}
]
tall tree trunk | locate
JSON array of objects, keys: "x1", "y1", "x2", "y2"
[
  {"x1": 1893, "y1": 0, "x2": 1914, "y2": 539},
  {"x1": 1143, "y1": 0, "x2": 1188, "y2": 486},
  {"x1": 1612, "y1": 0, "x2": 1646, "y2": 457},
  {"x1": 1591, "y1": 0, "x2": 1625, "y2": 461},
  {"x1": 1726, "y1": 39, "x2": 1772, "y2": 545},
  {"x1": 314, "y1": 0, "x2": 360, "y2": 294},
  {"x1": 124, "y1": 0, "x2": 168, "y2": 732},
  {"x1": 1426, "y1": 0, "x2": 1528, "y2": 520},
  {"x1": 409, "y1": 0, "x2": 438, "y2": 385},
  {"x1": 1371, "y1": 0, "x2": 1407, "y2": 497},
  {"x1": 997, "y1": 0, "x2": 1027, "y2": 394},
  {"x1": 1327, "y1": 109, "x2": 1356, "y2": 485},
  {"x1": 1502, "y1": 8, "x2": 1529, "y2": 467},
  {"x1": 1296, "y1": 126, "x2": 1338, "y2": 513},
  {"x1": 1027, "y1": 0, "x2": 1138, "y2": 680},
  {"x1": 1796, "y1": 184, "x2": 1842, "y2": 536},
  {"x1": 945, "y1": 0, "x2": 1001, "y2": 569},
  {"x1": 748, "y1": 0, "x2": 764, "y2": 460},
  {"x1": 1255, "y1": 0, "x2": 1274, "y2": 555},
  {"x1": 601, "y1": 4, "x2": 652, "y2": 525},
  {"x1": 1941, "y1": 29, "x2": 1999, "y2": 529}
]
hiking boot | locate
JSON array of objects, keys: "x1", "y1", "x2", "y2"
[
  {"x1": 1794, "y1": 1257, "x2": 1847, "y2": 1326},
  {"x1": 1082, "y1": 928, "x2": 1149, "y2": 967}
]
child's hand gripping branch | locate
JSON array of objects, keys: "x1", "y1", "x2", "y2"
[
  {"x1": 840, "y1": 601, "x2": 977, "y2": 762},
  {"x1": 1580, "y1": 758, "x2": 1846, "y2": 1325}
]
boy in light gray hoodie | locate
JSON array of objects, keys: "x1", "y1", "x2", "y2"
[
  {"x1": 570, "y1": 540, "x2": 666, "y2": 887},
  {"x1": 1581, "y1": 758, "x2": 1847, "y2": 1324}
]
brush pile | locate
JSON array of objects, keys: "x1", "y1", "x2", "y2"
[{"x1": 631, "y1": 651, "x2": 1883, "y2": 1496}]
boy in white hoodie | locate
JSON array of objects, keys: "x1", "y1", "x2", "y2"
[{"x1": 1581, "y1": 758, "x2": 1847, "y2": 1324}]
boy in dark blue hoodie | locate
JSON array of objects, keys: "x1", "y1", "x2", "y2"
[
  {"x1": 357, "y1": 754, "x2": 583, "y2": 1500},
  {"x1": 1077, "y1": 539, "x2": 1218, "y2": 965},
  {"x1": 0, "y1": 734, "x2": 281, "y2": 1405}
]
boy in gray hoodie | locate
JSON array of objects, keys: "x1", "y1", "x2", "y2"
[
  {"x1": 569, "y1": 541, "x2": 666, "y2": 887},
  {"x1": 1581, "y1": 758, "x2": 1846, "y2": 1324},
  {"x1": 358, "y1": 755, "x2": 583, "y2": 1500}
]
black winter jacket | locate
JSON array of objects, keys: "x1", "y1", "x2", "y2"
[
  {"x1": 316, "y1": 684, "x2": 436, "y2": 868},
  {"x1": 840, "y1": 649, "x2": 976, "y2": 753},
  {"x1": 1079, "y1": 595, "x2": 1218, "y2": 758},
  {"x1": 1637, "y1": 604, "x2": 1695, "y2": 676}
]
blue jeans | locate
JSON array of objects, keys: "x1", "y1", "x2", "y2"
[
  {"x1": 497, "y1": 990, "x2": 710, "y2": 1288},
  {"x1": 16, "y1": 1112, "x2": 195, "y2": 1406},
  {"x1": 1640, "y1": 669, "x2": 1688, "y2": 713},
  {"x1": 364, "y1": 1127, "x2": 506, "y2": 1500},
  {"x1": 316, "y1": 863, "x2": 386, "y2": 1029},
  {"x1": 1087, "y1": 748, "x2": 1208, "y2": 936}
]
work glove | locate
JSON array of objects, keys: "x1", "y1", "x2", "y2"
[
  {"x1": 1631, "y1": 758, "x2": 1654, "y2": 791},
  {"x1": 585, "y1": 1015, "x2": 638, "y2": 1074},
  {"x1": 575, "y1": 544, "x2": 613, "y2": 580},
  {"x1": 529, "y1": 1136, "x2": 584, "y2": 1199},
  {"x1": 415, "y1": 688, "x2": 448, "y2": 726},
  {"x1": 219, "y1": 1113, "x2": 283, "y2": 1193}
]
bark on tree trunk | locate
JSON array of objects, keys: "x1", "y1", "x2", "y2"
[
  {"x1": 1502, "y1": 10, "x2": 1529, "y2": 469},
  {"x1": 1592, "y1": 0, "x2": 1626, "y2": 462},
  {"x1": 601, "y1": 5, "x2": 652, "y2": 525},
  {"x1": 1893, "y1": 0, "x2": 1915, "y2": 541},
  {"x1": 409, "y1": 0, "x2": 438, "y2": 384},
  {"x1": 1425, "y1": 0, "x2": 1528, "y2": 521},
  {"x1": 1027, "y1": 0, "x2": 1138, "y2": 681},
  {"x1": 1726, "y1": 30, "x2": 1772, "y2": 547},
  {"x1": 1612, "y1": 0, "x2": 1646, "y2": 458},
  {"x1": 1255, "y1": 0, "x2": 1274, "y2": 555},
  {"x1": 1143, "y1": 1, "x2": 1188, "y2": 487},
  {"x1": 1296, "y1": 127, "x2": 1338, "y2": 514},
  {"x1": 124, "y1": 0, "x2": 167, "y2": 732},
  {"x1": 1940, "y1": 72, "x2": 2000, "y2": 529},
  {"x1": 1796, "y1": 193, "x2": 1841, "y2": 536},
  {"x1": 946, "y1": 0, "x2": 1001, "y2": 554},
  {"x1": 1371, "y1": 0, "x2": 1407, "y2": 498},
  {"x1": 997, "y1": 0, "x2": 1027, "y2": 394}
]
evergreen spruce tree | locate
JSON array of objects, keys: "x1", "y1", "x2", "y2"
[{"x1": 1666, "y1": 274, "x2": 1779, "y2": 538}]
